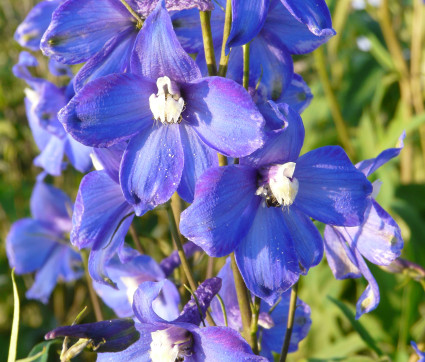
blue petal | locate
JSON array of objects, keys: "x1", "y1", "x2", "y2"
[
  {"x1": 14, "y1": 0, "x2": 60, "y2": 51},
  {"x1": 130, "y1": 0, "x2": 201, "y2": 83},
  {"x1": 59, "y1": 73, "x2": 156, "y2": 147},
  {"x1": 71, "y1": 171, "x2": 134, "y2": 250},
  {"x1": 277, "y1": 73, "x2": 313, "y2": 114},
  {"x1": 48, "y1": 58, "x2": 73, "y2": 77},
  {"x1": 225, "y1": 0, "x2": 270, "y2": 53},
  {"x1": 180, "y1": 165, "x2": 260, "y2": 257},
  {"x1": 294, "y1": 146, "x2": 373, "y2": 226},
  {"x1": 30, "y1": 181, "x2": 73, "y2": 232},
  {"x1": 265, "y1": 0, "x2": 336, "y2": 55},
  {"x1": 356, "y1": 132, "x2": 405, "y2": 177},
  {"x1": 74, "y1": 29, "x2": 137, "y2": 92},
  {"x1": 93, "y1": 143, "x2": 127, "y2": 183},
  {"x1": 45, "y1": 318, "x2": 140, "y2": 353},
  {"x1": 411, "y1": 341, "x2": 425, "y2": 361},
  {"x1": 175, "y1": 277, "x2": 221, "y2": 326},
  {"x1": 323, "y1": 225, "x2": 362, "y2": 279},
  {"x1": 241, "y1": 103, "x2": 304, "y2": 167},
  {"x1": 177, "y1": 125, "x2": 218, "y2": 203},
  {"x1": 338, "y1": 199, "x2": 403, "y2": 266},
  {"x1": 13, "y1": 52, "x2": 44, "y2": 90},
  {"x1": 33, "y1": 135, "x2": 66, "y2": 176},
  {"x1": 120, "y1": 124, "x2": 184, "y2": 216},
  {"x1": 64, "y1": 136, "x2": 93, "y2": 173},
  {"x1": 26, "y1": 245, "x2": 82, "y2": 303},
  {"x1": 260, "y1": 291, "x2": 311, "y2": 358},
  {"x1": 41, "y1": 0, "x2": 136, "y2": 64},
  {"x1": 282, "y1": 206, "x2": 323, "y2": 273},
  {"x1": 159, "y1": 242, "x2": 202, "y2": 278},
  {"x1": 192, "y1": 327, "x2": 266, "y2": 361},
  {"x1": 6, "y1": 219, "x2": 57, "y2": 274},
  {"x1": 25, "y1": 97, "x2": 51, "y2": 151},
  {"x1": 183, "y1": 77, "x2": 265, "y2": 157},
  {"x1": 235, "y1": 205, "x2": 300, "y2": 304},
  {"x1": 135, "y1": 0, "x2": 214, "y2": 17}
]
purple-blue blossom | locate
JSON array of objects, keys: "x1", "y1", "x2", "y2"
[
  {"x1": 59, "y1": 0, "x2": 265, "y2": 215},
  {"x1": 180, "y1": 106, "x2": 372, "y2": 303}
]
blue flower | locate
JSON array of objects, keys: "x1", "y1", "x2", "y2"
[
  {"x1": 59, "y1": 0, "x2": 265, "y2": 214},
  {"x1": 412, "y1": 341, "x2": 425, "y2": 362},
  {"x1": 324, "y1": 133, "x2": 405, "y2": 318},
  {"x1": 13, "y1": 52, "x2": 92, "y2": 176},
  {"x1": 210, "y1": 259, "x2": 311, "y2": 360},
  {"x1": 46, "y1": 278, "x2": 266, "y2": 360},
  {"x1": 180, "y1": 108, "x2": 372, "y2": 303},
  {"x1": 14, "y1": 0, "x2": 61, "y2": 51},
  {"x1": 6, "y1": 178, "x2": 82, "y2": 303}
]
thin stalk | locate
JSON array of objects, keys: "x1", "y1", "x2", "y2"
[
  {"x1": 250, "y1": 296, "x2": 261, "y2": 355},
  {"x1": 279, "y1": 282, "x2": 298, "y2": 362},
  {"x1": 230, "y1": 253, "x2": 254, "y2": 348},
  {"x1": 119, "y1": 0, "x2": 143, "y2": 28},
  {"x1": 129, "y1": 224, "x2": 144, "y2": 254},
  {"x1": 314, "y1": 47, "x2": 355, "y2": 159},
  {"x1": 206, "y1": 256, "x2": 214, "y2": 279},
  {"x1": 200, "y1": 11, "x2": 217, "y2": 76},
  {"x1": 218, "y1": 0, "x2": 232, "y2": 77},
  {"x1": 81, "y1": 250, "x2": 103, "y2": 322},
  {"x1": 242, "y1": 43, "x2": 250, "y2": 90},
  {"x1": 378, "y1": 0, "x2": 413, "y2": 182},
  {"x1": 166, "y1": 199, "x2": 216, "y2": 326}
]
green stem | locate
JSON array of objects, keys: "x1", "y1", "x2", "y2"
[
  {"x1": 166, "y1": 198, "x2": 216, "y2": 326},
  {"x1": 242, "y1": 43, "x2": 250, "y2": 90},
  {"x1": 314, "y1": 47, "x2": 355, "y2": 159},
  {"x1": 230, "y1": 253, "x2": 254, "y2": 348},
  {"x1": 218, "y1": 0, "x2": 232, "y2": 77},
  {"x1": 250, "y1": 296, "x2": 261, "y2": 355},
  {"x1": 129, "y1": 224, "x2": 144, "y2": 254},
  {"x1": 119, "y1": 0, "x2": 143, "y2": 28},
  {"x1": 279, "y1": 282, "x2": 298, "y2": 362},
  {"x1": 81, "y1": 250, "x2": 103, "y2": 322},
  {"x1": 199, "y1": 11, "x2": 217, "y2": 76}
]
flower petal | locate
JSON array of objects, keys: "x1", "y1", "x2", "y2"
[
  {"x1": 180, "y1": 165, "x2": 260, "y2": 257},
  {"x1": 277, "y1": 73, "x2": 313, "y2": 114},
  {"x1": 41, "y1": 0, "x2": 135, "y2": 64},
  {"x1": 59, "y1": 73, "x2": 155, "y2": 147},
  {"x1": 14, "y1": 0, "x2": 60, "y2": 51},
  {"x1": 159, "y1": 242, "x2": 202, "y2": 277},
  {"x1": 120, "y1": 124, "x2": 184, "y2": 215},
  {"x1": 235, "y1": 205, "x2": 300, "y2": 304},
  {"x1": 130, "y1": 0, "x2": 201, "y2": 82},
  {"x1": 183, "y1": 77, "x2": 265, "y2": 157},
  {"x1": 282, "y1": 206, "x2": 323, "y2": 273},
  {"x1": 135, "y1": 0, "x2": 214, "y2": 17},
  {"x1": 225, "y1": 0, "x2": 270, "y2": 52},
  {"x1": 241, "y1": 103, "x2": 304, "y2": 167},
  {"x1": 93, "y1": 143, "x2": 127, "y2": 183},
  {"x1": 33, "y1": 135, "x2": 66, "y2": 177},
  {"x1": 177, "y1": 125, "x2": 218, "y2": 203},
  {"x1": 294, "y1": 146, "x2": 373, "y2": 226},
  {"x1": 64, "y1": 136, "x2": 93, "y2": 173}
]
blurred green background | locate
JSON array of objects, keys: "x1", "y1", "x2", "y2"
[{"x1": 0, "y1": 0, "x2": 424, "y2": 361}]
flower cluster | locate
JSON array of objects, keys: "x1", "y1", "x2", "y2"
[{"x1": 8, "y1": 0, "x2": 406, "y2": 360}]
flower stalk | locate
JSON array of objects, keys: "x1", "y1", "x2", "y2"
[
  {"x1": 218, "y1": 0, "x2": 232, "y2": 77},
  {"x1": 199, "y1": 11, "x2": 217, "y2": 76},
  {"x1": 81, "y1": 250, "x2": 104, "y2": 322},
  {"x1": 119, "y1": 0, "x2": 143, "y2": 29},
  {"x1": 279, "y1": 282, "x2": 298, "y2": 362}
]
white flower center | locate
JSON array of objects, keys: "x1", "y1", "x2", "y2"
[
  {"x1": 149, "y1": 76, "x2": 185, "y2": 125},
  {"x1": 257, "y1": 162, "x2": 299, "y2": 207},
  {"x1": 150, "y1": 327, "x2": 192, "y2": 362}
]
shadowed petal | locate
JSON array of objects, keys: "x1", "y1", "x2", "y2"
[
  {"x1": 93, "y1": 143, "x2": 127, "y2": 183},
  {"x1": 183, "y1": 77, "x2": 265, "y2": 157},
  {"x1": 130, "y1": 0, "x2": 201, "y2": 82},
  {"x1": 277, "y1": 73, "x2": 313, "y2": 114},
  {"x1": 41, "y1": 0, "x2": 135, "y2": 64},
  {"x1": 64, "y1": 136, "x2": 93, "y2": 173},
  {"x1": 59, "y1": 73, "x2": 155, "y2": 147},
  {"x1": 33, "y1": 135, "x2": 66, "y2": 176},
  {"x1": 177, "y1": 125, "x2": 218, "y2": 203},
  {"x1": 235, "y1": 205, "x2": 300, "y2": 304},
  {"x1": 120, "y1": 124, "x2": 183, "y2": 215},
  {"x1": 294, "y1": 146, "x2": 372, "y2": 226},
  {"x1": 180, "y1": 165, "x2": 260, "y2": 257}
]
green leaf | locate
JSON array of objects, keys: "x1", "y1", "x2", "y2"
[
  {"x1": 16, "y1": 341, "x2": 57, "y2": 362},
  {"x1": 328, "y1": 296, "x2": 384, "y2": 357},
  {"x1": 367, "y1": 34, "x2": 395, "y2": 71},
  {"x1": 8, "y1": 269, "x2": 20, "y2": 362}
]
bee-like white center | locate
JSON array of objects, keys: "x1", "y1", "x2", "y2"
[
  {"x1": 257, "y1": 162, "x2": 299, "y2": 207},
  {"x1": 150, "y1": 326, "x2": 192, "y2": 362},
  {"x1": 149, "y1": 76, "x2": 185, "y2": 124}
]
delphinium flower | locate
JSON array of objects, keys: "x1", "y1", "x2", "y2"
[
  {"x1": 92, "y1": 242, "x2": 200, "y2": 319},
  {"x1": 59, "y1": 0, "x2": 264, "y2": 215},
  {"x1": 210, "y1": 259, "x2": 311, "y2": 360},
  {"x1": 324, "y1": 134, "x2": 405, "y2": 318},
  {"x1": 180, "y1": 108, "x2": 373, "y2": 303},
  {"x1": 13, "y1": 51, "x2": 92, "y2": 176},
  {"x1": 6, "y1": 177, "x2": 82, "y2": 303},
  {"x1": 41, "y1": 0, "x2": 213, "y2": 91},
  {"x1": 412, "y1": 341, "x2": 425, "y2": 362},
  {"x1": 46, "y1": 278, "x2": 266, "y2": 361}
]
